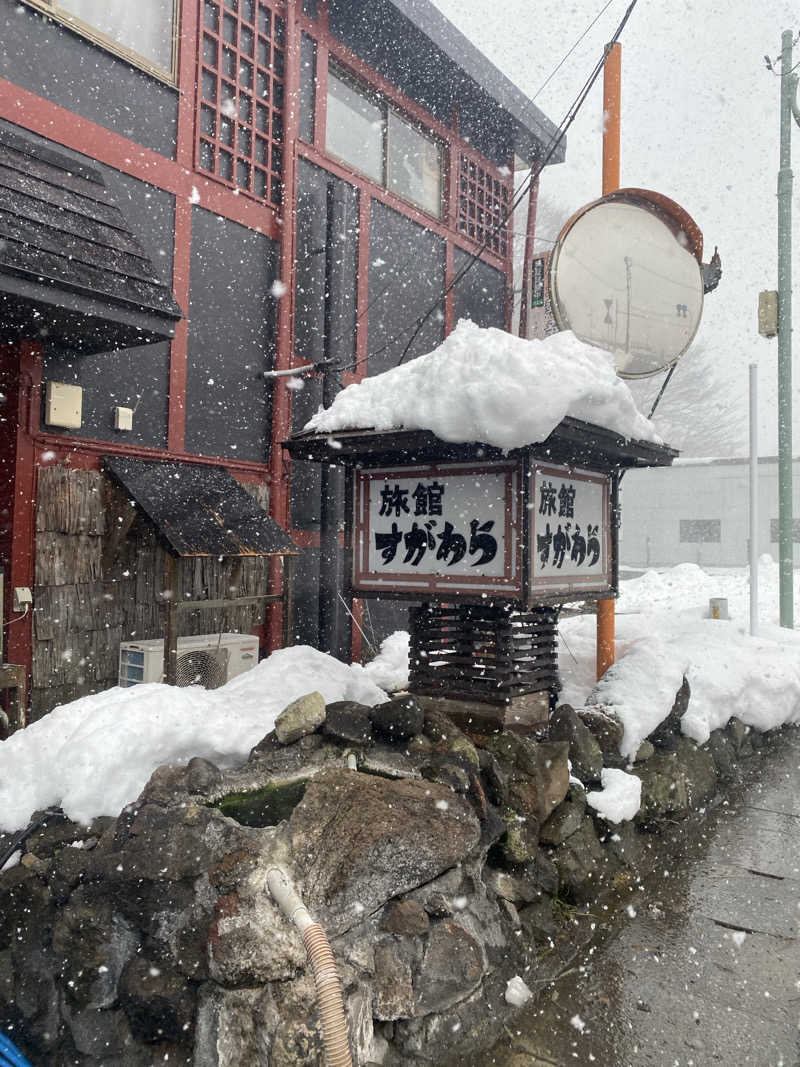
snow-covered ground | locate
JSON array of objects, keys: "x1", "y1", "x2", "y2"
[
  {"x1": 561, "y1": 557, "x2": 800, "y2": 758},
  {"x1": 1, "y1": 561, "x2": 799, "y2": 836}
]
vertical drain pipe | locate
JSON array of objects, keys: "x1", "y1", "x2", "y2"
[{"x1": 266, "y1": 867, "x2": 353, "y2": 1067}]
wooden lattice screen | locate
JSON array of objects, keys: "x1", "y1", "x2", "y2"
[
  {"x1": 408, "y1": 602, "x2": 560, "y2": 706},
  {"x1": 456, "y1": 152, "x2": 511, "y2": 257},
  {"x1": 196, "y1": 0, "x2": 285, "y2": 205}
]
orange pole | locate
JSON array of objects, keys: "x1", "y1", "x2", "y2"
[
  {"x1": 597, "y1": 41, "x2": 622, "y2": 681},
  {"x1": 602, "y1": 43, "x2": 622, "y2": 196}
]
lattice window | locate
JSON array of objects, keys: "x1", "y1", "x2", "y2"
[
  {"x1": 196, "y1": 0, "x2": 285, "y2": 206},
  {"x1": 457, "y1": 154, "x2": 510, "y2": 256}
]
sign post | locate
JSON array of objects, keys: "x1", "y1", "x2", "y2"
[{"x1": 285, "y1": 421, "x2": 675, "y2": 733}]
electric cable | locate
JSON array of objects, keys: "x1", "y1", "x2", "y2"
[{"x1": 532, "y1": 0, "x2": 617, "y2": 100}]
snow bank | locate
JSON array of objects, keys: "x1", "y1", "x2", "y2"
[
  {"x1": 4, "y1": 563, "x2": 800, "y2": 835},
  {"x1": 586, "y1": 768, "x2": 642, "y2": 822},
  {"x1": 305, "y1": 321, "x2": 659, "y2": 449},
  {"x1": 562, "y1": 560, "x2": 800, "y2": 756},
  {"x1": 358, "y1": 630, "x2": 410, "y2": 693},
  {"x1": 0, "y1": 645, "x2": 388, "y2": 832}
]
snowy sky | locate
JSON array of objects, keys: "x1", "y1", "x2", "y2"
[{"x1": 432, "y1": 0, "x2": 799, "y2": 456}]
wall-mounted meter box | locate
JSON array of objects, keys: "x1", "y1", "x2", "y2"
[{"x1": 45, "y1": 381, "x2": 83, "y2": 429}]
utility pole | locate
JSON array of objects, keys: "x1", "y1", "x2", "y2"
[
  {"x1": 776, "y1": 29, "x2": 800, "y2": 628},
  {"x1": 596, "y1": 40, "x2": 622, "y2": 681}
]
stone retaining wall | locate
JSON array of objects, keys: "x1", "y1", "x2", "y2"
[{"x1": 0, "y1": 682, "x2": 776, "y2": 1065}]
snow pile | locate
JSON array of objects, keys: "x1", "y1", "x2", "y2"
[
  {"x1": 587, "y1": 639, "x2": 688, "y2": 761},
  {"x1": 586, "y1": 768, "x2": 642, "y2": 823},
  {"x1": 0, "y1": 646, "x2": 388, "y2": 833},
  {"x1": 560, "y1": 560, "x2": 800, "y2": 756},
  {"x1": 505, "y1": 976, "x2": 533, "y2": 1007},
  {"x1": 358, "y1": 630, "x2": 410, "y2": 693},
  {"x1": 305, "y1": 320, "x2": 659, "y2": 449}
]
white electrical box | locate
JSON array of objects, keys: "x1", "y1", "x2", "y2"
[
  {"x1": 13, "y1": 587, "x2": 32, "y2": 612},
  {"x1": 119, "y1": 633, "x2": 259, "y2": 689},
  {"x1": 45, "y1": 381, "x2": 83, "y2": 429},
  {"x1": 114, "y1": 406, "x2": 134, "y2": 431}
]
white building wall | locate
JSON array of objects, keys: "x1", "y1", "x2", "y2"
[{"x1": 620, "y1": 458, "x2": 800, "y2": 567}]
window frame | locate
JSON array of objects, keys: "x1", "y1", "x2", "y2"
[
  {"x1": 19, "y1": 0, "x2": 181, "y2": 85},
  {"x1": 325, "y1": 62, "x2": 444, "y2": 221}
]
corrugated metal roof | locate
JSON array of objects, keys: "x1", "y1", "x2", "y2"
[
  {"x1": 0, "y1": 125, "x2": 183, "y2": 352},
  {"x1": 103, "y1": 457, "x2": 298, "y2": 558}
]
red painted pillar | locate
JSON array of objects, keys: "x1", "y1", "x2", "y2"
[
  {"x1": 267, "y1": 0, "x2": 303, "y2": 651},
  {"x1": 6, "y1": 342, "x2": 42, "y2": 709}
]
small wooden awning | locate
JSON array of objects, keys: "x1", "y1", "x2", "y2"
[
  {"x1": 0, "y1": 125, "x2": 182, "y2": 353},
  {"x1": 103, "y1": 456, "x2": 298, "y2": 558}
]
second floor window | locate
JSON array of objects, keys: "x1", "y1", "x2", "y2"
[
  {"x1": 23, "y1": 0, "x2": 177, "y2": 79},
  {"x1": 325, "y1": 67, "x2": 442, "y2": 219}
]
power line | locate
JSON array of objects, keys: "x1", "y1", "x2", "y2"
[
  {"x1": 389, "y1": 0, "x2": 640, "y2": 368},
  {"x1": 532, "y1": 0, "x2": 617, "y2": 101}
]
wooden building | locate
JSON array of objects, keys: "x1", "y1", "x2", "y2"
[{"x1": 0, "y1": 0, "x2": 563, "y2": 720}]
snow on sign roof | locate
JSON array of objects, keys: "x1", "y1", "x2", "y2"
[{"x1": 305, "y1": 322, "x2": 661, "y2": 451}]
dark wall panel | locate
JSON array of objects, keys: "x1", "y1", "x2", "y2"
[
  {"x1": 453, "y1": 250, "x2": 507, "y2": 331},
  {"x1": 294, "y1": 159, "x2": 358, "y2": 369},
  {"x1": 43, "y1": 341, "x2": 170, "y2": 448},
  {"x1": 368, "y1": 200, "x2": 445, "y2": 373},
  {"x1": 290, "y1": 375, "x2": 323, "y2": 530},
  {"x1": 0, "y1": 0, "x2": 178, "y2": 158},
  {"x1": 40, "y1": 165, "x2": 176, "y2": 448},
  {"x1": 185, "y1": 207, "x2": 278, "y2": 463}
]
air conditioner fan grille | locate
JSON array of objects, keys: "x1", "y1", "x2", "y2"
[{"x1": 175, "y1": 648, "x2": 229, "y2": 690}]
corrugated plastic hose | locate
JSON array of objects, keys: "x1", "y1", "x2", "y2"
[{"x1": 266, "y1": 868, "x2": 353, "y2": 1067}]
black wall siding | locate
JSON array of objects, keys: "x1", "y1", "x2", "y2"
[
  {"x1": 290, "y1": 375, "x2": 323, "y2": 530},
  {"x1": 453, "y1": 249, "x2": 507, "y2": 330},
  {"x1": 42, "y1": 341, "x2": 171, "y2": 449},
  {"x1": 367, "y1": 200, "x2": 445, "y2": 373},
  {"x1": 39, "y1": 166, "x2": 176, "y2": 448},
  {"x1": 185, "y1": 207, "x2": 278, "y2": 463},
  {"x1": 0, "y1": 0, "x2": 178, "y2": 158},
  {"x1": 294, "y1": 160, "x2": 359, "y2": 370}
]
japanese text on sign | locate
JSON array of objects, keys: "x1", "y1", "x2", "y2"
[
  {"x1": 374, "y1": 481, "x2": 499, "y2": 569},
  {"x1": 363, "y1": 468, "x2": 511, "y2": 582},
  {"x1": 531, "y1": 468, "x2": 608, "y2": 586}
]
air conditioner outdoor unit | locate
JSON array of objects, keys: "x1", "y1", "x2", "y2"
[{"x1": 118, "y1": 633, "x2": 259, "y2": 690}]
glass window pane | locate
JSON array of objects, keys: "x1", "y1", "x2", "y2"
[
  {"x1": 204, "y1": 1, "x2": 219, "y2": 33},
  {"x1": 325, "y1": 70, "x2": 384, "y2": 184},
  {"x1": 387, "y1": 111, "x2": 441, "y2": 217},
  {"x1": 203, "y1": 34, "x2": 218, "y2": 68},
  {"x1": 58, "y1": 0, "x2": 176, "y2": 72}
]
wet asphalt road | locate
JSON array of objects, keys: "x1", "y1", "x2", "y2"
[{"x1": 478, "y1": 728, "x2": 800, "y2": 1067}]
